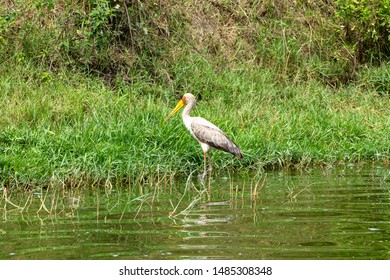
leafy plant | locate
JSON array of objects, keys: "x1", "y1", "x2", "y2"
[{"x1": 335, "y1": 0, "x2": 390, "y2": 62}]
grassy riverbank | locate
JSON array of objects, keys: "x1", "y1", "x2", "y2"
[
  {"x1": 1, "y1": 59, "x2": 389, "y2": 188},
  {"x1": 0, "y1": 1, "x2": 389, "y2": 189}
]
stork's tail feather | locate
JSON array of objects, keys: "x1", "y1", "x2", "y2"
[
  {"x1": 222, "y1": 139, "x2": 243, "y2": 159},
  {"x1": 231, "y1": 146, "x2": 243, "y2": 159}
]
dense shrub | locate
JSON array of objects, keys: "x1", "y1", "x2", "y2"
[
  {"x1": 335, "y1": 0, "x2": 390, "y2": 62},
  {"x1": 0, "y1": 0, "x2": 388, "y2": 86}
]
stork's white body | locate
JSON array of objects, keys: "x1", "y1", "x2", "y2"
[{"x1": 164, "y1": 93, "x2": 242, "y2": 179}]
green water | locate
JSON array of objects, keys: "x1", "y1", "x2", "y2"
[{"x1": 1, "y1": 164, "x2": 389, "y2": 260}]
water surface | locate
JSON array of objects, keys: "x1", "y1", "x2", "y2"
[{"x1": 1, "y1": 164, "x2": 389, "y2": 259}]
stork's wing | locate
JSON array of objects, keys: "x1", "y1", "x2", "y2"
[{"x1": 191, "y1": 117, "x2": 242, "y2": 159}]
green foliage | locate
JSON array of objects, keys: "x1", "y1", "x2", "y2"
[
  {"x1": 336, "y1": 0, "x2": 390, "y2": 61},
  {"x1": 0, "y1": 1, "x2": 389, "y2": 188},
  {"x1": 0, "y1": 0, "x2": 166, "y2": 81},
  {"x1": 356, "y1": 61, "x2": 390, "y2": 94},
  {"x1": 0, "y1": 0, "x2": 388, "y2": 86},
  {"x1": 84, "y1": 0, "x2": 120, "y2": 47}
]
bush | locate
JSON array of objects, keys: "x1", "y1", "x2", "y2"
[
  {"x1": 335, "y1": 0, "x2": 390, "y2": 62},
  {"x1": 0, "y1": 0, "x2": 168, "y2": 82},
  {"x1": 0, "y1": 0, "x2": 388, "y2": 87}
]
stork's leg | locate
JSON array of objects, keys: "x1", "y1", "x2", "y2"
[
  {"x1": 208, "y1": 153, "x2": 212, "y2": 174},
  {"x1": 202, "y1": 151, "x2": 207, "y2": 180}
]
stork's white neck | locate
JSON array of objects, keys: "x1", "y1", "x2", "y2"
[{"x1": 182, "y1": 106, "x2": 193, "y2": 133}]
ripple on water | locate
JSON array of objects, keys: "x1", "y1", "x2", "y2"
[{"x1": 1, "y1": 165, "x2": 390, "y2": 259}]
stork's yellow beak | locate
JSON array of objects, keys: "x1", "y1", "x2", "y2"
[{"x1": 163, "y1": 99, "x2": 185, "y2": 124}]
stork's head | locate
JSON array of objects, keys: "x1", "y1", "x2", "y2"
[{"x1": 163, "y1": 93, "x2": 195, "y2": 124}]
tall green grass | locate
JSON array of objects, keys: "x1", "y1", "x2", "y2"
[{"x1": 0, "y1": 58, "x2": 389, "y2": 189}]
